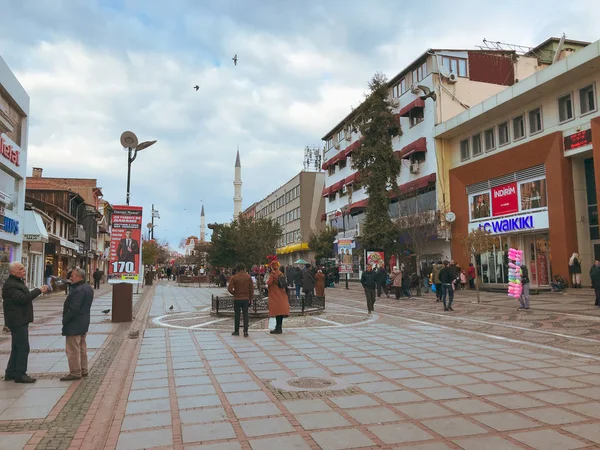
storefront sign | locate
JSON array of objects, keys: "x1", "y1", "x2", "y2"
[
  {"x1": 564, "y1": 129, "x2": 592, "y2": 150},
  {"x1": 366, "y1": 251, "x2": 385, "y2": 267},
  {"x1": 108, "y1": 205, "x2": 143, "y2": 284},
  {"x1": 491, "y1": 182, "x2": 518, "y2": 217},
  {"x1": 0, "y1": 136, "x2": 20, "y2": 167},
  {"x1": 2, "y1": 216, "x2": 19, "y2": 234},
  {"x1": 468, "y1": 210, "x2": 549, "y2": 235}
]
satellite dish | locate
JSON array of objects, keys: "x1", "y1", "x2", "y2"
[
  {"x1": 120, "y1": 131, "x2": 139, "y2": 149},
  {"x1": 445, "y1": 212, "x2": 456, "y2": 223}
]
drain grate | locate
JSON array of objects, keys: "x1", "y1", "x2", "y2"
[
  {"x1": 287, "y1": 377, "x2": 335, "y2": 389},
  {"x1": 271, "y1": 376, "x2": 352, "y2": 393}
]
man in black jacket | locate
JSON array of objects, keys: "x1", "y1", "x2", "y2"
[
  {"x1": 361, "y1": 264, "x2": 378, "y2": 314},
  {"x1": 439, "y1": 260, "x2": 455, "y2": 312},
  {"x1": 376, "y1": 266, "x2": 389, "y2": 298},
  {"x1": 60, "y1": 268, "x2": 94, "y2": 381},
  {"x1": 302, "y1": 264, "x2": 316, "y2": 306},
  {"x1": 3, "y1": 262, "x2": 48, "y2": 383}
]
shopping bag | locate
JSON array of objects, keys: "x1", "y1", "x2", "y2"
[
  {"x1": 431, "y1": 283, "x2": 437, "y2": 293},
  {"x1": 268, "y1": 317, "x2": 277, "y2": 329}
]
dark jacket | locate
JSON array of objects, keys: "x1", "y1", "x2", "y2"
[
  {"x1": 376, "y1": 268, "x2": 388, "y2": 285},
  {"x1": 2, "y1": 275, "x2": 42, "y2": 328},
  {"x1": 570, "y1": 258, "x2": 582, "y2": 274},
  {"x1": 93, "y1": 270, "x2": 102, "y2": 281},
  {"x1": 44, "y1": 264, "x2": 53, "y2": 277},
  {"x1": 590, "y1": 265, "x2": 600, "y2": 288},
  {"x1": 227, "y1": 272, "x2": 254, "y2": 300},
  {"x1": 521, "y1": 265, "x2": 530, "y2": 285},
  {"x1": 361, "y1": 270, "x2": 378, "y2": 289},
  {"x1": 439, "y1": 266, "x2": 454, "y2": 284},
  {"x1": 302, "y1": 268, "x2": 316, "y2": 291},
  {"x1": 292, "y1": 267, "x2": 302, "y2": 286},
  {"x1": 62, "y1": 280, "x2": 94, "y2": 336}
]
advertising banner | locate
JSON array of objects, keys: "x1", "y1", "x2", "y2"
[
  {"x1": 366, "y1": 251, "x2": 385, "y2": 268},
  {"x1": 491, "y1": 182, "x2": 518, "y2": 217},
  {"x1": 108, "y1": 205, "x2": 143, "y2": 284},
  {"x1": 339, "y1": 263, "x2": 353, "y2": 274},
  {"x1": 520, "y1": 179, "x2": 547, "y2": 211}
]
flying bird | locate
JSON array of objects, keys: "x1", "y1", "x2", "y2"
[
  {"x1": 102, "y1": 309, "x2": 110, "y2": 314},
  {"x1": 232, "y1": 54, "x2": 238, "y2": 66},
  {"x1": 417, "y1": 85, "x2": 437, "y2": 102},
  {"x1": 169, "y1": 305, "x2": 174, "y2": 310},
  {"x1": 193, "y1": 85, "x2": 199, "y2": 91}
]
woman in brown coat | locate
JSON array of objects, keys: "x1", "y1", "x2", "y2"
[
  {"x1": 267, "y1": 261, "x2": 290, "y2": 334},
  {"x1": 315, "y1": 269, "x2": 326, "y2": 297}
]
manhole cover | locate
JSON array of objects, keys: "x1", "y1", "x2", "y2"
[
  {"x1": 287, "y1": 377, "x2": 335, "y2": 389},
  {"x1": 271, "y1": 376, "x2": 352, "y2": 392}
]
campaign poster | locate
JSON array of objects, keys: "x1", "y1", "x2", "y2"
[
  {"x1": 338, "y1": 238, "x2": 354, "y2": 265},
  {"x1": 366, "y1": 251, "x2": 385, "y2": 268},
  {"x1": 491, "y1": 182, "x2": 518, "y2": 217},
  {"x1": 520, "y1": 179, "x2": 547, "y2": 211},
  {"x1": 108, "y1": 205, "x2": 143, "y2": 284}
]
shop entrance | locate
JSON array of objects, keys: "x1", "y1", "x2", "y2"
[{"x1": 522, "y1": 234, "x2": 551, "y2": 286}]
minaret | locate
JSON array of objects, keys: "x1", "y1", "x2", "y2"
[
  {"x1": 234, "y1": 148, "x2": 242, "y2": 217},
  {"x1": 200, "y1": 204, "x2": 206, "y2": 242}
]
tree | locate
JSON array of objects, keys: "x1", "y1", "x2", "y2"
[
  {"x1": 207, "y1": 223, "x2": 238, "y2": 268},
  {"x1": 308, "y1": 226, "x2": 338, "y2": 262},
  {"x1": 142, "y1": 240, "x2": 160, "y2": 266},
  {"x1": 462, "y1": 228, "x2": 495, "y2": 304},
  {"x1": 350, "y1": 72, "x2": 402, "y2": 259}
]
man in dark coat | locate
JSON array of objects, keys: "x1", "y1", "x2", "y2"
[
  {"x1": 376, "y1": 266, "x2": 389, "y2": 298},
  {"x1": 361, "y1": 264, "x2": 378, "y2": 313},
  {"x1": 590, "y1": 261, "x2": 600, "y2": 307},
  {"x1": 44, "y1": 261, "x2": 53, "y2": 292},
  {"x1": 302, "y1": 264, "x2": 316, "y2": 306},
  {"x1": 116, "y1": 230, "x2": 139, "y2": 263},
  {"x1": 3, "y1": 262, "x2": 47, "y2": 383},
  {"x1": 60, "y1": 268, "x2": 94, "y2": 381},
  {"x1": 439, "y1": 260, "x2": 455, "y2": 312},
  {"x1": 292, "y1": 266, "x2": 302, "y2": 298},
  {"x1": 92, "y1": 268, "x2": 102, "y2": 289}
]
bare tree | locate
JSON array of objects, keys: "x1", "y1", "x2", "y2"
[{"x1": 461, "y1": 228, "x2": 495, "y2": 304}]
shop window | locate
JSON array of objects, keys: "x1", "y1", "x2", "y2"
[
  {"x1": 472, "y1": 133, "x2": 482, "y2": 156},
  {"x1": 512, "y1": 115, "x2": 525, "y2": 140},
  {"x1": 498, "y1": 121, "x2": 510, "y2": 146},
  {"x1": 460, "y1": 139, "x2": 470, "y2": 161},
  {"x1": 484, "y1": 128, "x2": 496, "y2": 151},
  {"x1": 528, "y1": 107, "x2": 543, "y2": 134},
  {"x1": 558, "y1": 93, "x2": 574, "y2": 122},
  {"x1": 580, "y1": 84, "x2": 596, "y2": 115}
]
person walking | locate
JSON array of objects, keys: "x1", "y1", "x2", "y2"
[
  {"x1": 44, "y1": 261, "x2": 53, "y2": 292},
  {"x1": 267, "y1": 261, "x2": 289, "y2": 334},
  {"x1": 422, "y1": 263, "x2": 431, "y2": 294},
  {"x1": 92, "y1": 268, "x2": 102, "y2": 290},
  {"x1": 3, "y1": 262, "x2": 48, "y2": 383},
  {"x1": 439, "y1": 260, "x2": 455, "y2": 312},
  {"x1": 228, "y1": 263, "x2": 254, "y2": 337},
  {"x1": 432, "y1": 261, "x2": 443, "y2": 302},
  {"x1": 302, "y1": 264, "x2": 315, "y2": 307},
  {"x1": 590, "y1": 261, "x2": 600, "y2": 307},
  {"x1": 569, "y1": 253, "x2": 582, "y2": 288},
  {"x1": 518, "y1": 263, "x2": 530, "y2": 310},
  {"x1": 467, "y1": 263, "x2": 476, "y2": 289},
  {"x1": 292, "y1": 266, "x2": 302, "y2": 298},
  {"x1": 315, "y1": 269, "x2": 325, "y2": 298},
  {"x1": 376, "y1": 265, "x2": 389, "y2": 298},
  {"x1": 401, "y1": 264, "x2": 412, "y2": 299},
  {"x1": 60, "y1": 268, "x2": 94, "y2": 381},
  {"x1": 391, "y1": 266, "x2": 402, "y2": 299},
  {"x1": 361, "y1": 264, "x2": 378, "y2": 314}
]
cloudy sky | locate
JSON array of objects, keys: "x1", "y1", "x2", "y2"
[{"x1": 1, "y1": 0, "x2": 599, "y2": 249}]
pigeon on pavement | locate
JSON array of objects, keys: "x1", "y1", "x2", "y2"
[{"x1": 102, "y1": 309, "x2": 110, "y2": 314}]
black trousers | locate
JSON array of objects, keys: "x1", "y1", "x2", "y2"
[
  {"x1": 5, "y1": 325, "x2": 29, "y2": 378},
  {"x1": 394, "y1": 286, "x2": 401, "y2": 299},
  {"x1": 365, "y1": 288, "x2": 376, "y2": 312},
  {"x1": 595, "y1": 287, "x2": 600, "y2": 306},
  {"x1": 94, "y1": 279, "x2": 100, "y2": 289},
  {"x1": 377, "y1": 283, "x2": 388, "y2": 297},
  {"x1": 275, "y1": 315, "x2": 284, "y2": 330},
  {"x1": 304, "y1": 290, "x2": 314, "y2": 307},
  {"x1": 233, "y1": 300, "x2": 249, "y2": 333},
  {"x1": 435, "y1": 283, "x2": 442, "y2": 299},
  {"x1": 442, "y1": 284, "x2": 454, "y2": 309}
]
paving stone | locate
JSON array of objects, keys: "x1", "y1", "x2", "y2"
[
  {"x1": 497, "y1": 380, "x2": 548, "y2": 392},
  {"x1": 130, "y1": 377, "x2": 169, "y2": 390},
  {"x1": 329, "y1": 365, "x2": 364, "y2": 374},
  {"x1": 521, "y1": 407, "x2": 588, "y2": 425},
  {"x1": 570, "y1": 387, "x2": 600, "y2": 400},
  {"x1": 473, "y1": 411, "x2": 542, "y2": 431},
  {"x1": 400, "y1": 378, "x2": 443, "y2": 389},
  {"x1": 443, "y1": 399, "x2": 499, "y2": 414},
  {"x1": 395, "y1": 402, "x2": 455, "y2": 419},
  {"x1": 343, "y1": 372, "x2": 383, "y2": 383},
  {"x1": 511, "y1": 429, "x2": 588, "y2": 449},
  {"x1": 565, "y1": 401, "x2": 600, "y2": 419},
  {"x1": 0, "y1": 432, "x2": 33, "y2": 450},
  {"x1": 249, "y1": 435, "x2": 311, "y2": 450},
  {"x1": 357, "y1": 381, "x2": 400, "y2": 393},
  {"x1": 184, "y1": 443, "x2": 243, "y2": 450},
  {"x1": 240, "y1": 417, "x2": 295, "y2": 437},
  {"x1": 178, "y1": 394, "x2": 222, "y2": 409},
  {"x1": 530, "y1": 391, "x2": 588, "y2": 405},
  {"x1": 368, "y1": 422, "x2": 434, "y2": 444},
  {"x1": 226, "y1": 390, "x2": 271, "y2": 405},
  {"x1": 180, "y1": 407, "x2": 228, "y2": 424},
  {"x1": 418, "y1": 387, "x2": 469, "y2": 401},
  {"x1": 310, "y1": 428, "x2": 375, "y2": 449},
  {"x1": 536, "y1": 377, "x2": 589, "y2": 389},
  {"x1": 116, "y1": 428, "x2": 173, "y2": 450},
  {"x1": 132, "y1": 370, "x2": 169, "y2": 381},
  {"x1": 295, "y1": 411, "x2": 350, "y2": 429},
  {"x1": 182, "y1": 422, "x2": 236, "y2": 443},
  {"x1": 485, "y1": 394, "x2": 546, "y2": 409},
  {"x1": 219, "y1": 382, "x2": 262, "y2": 393},
  {"x1": 562, "y1": 423, "x2": 600, "y2": 444},
  {"x1": 175, "y1": 376, "x2": 213, "y2": 386},
  {"x1": 379, "y1": 369, "x2": 419, "y2": 379},
  {"x1": 283, "y1": 399, "x2": 332, "y2": 413},
  {"x1": 471, "y1": 372, "x2": 518, "y2": 382},
  {"x1": 346, "y1": 406, "x2": 403, "y2": 424},
  {"x1": 121, "y1": 411, "x2": 172, "y2": 431},
  {"x1": 125, "y1": 397, "x2": 171, "y2": 415},
  {"x1": 452, "y1": 435, "x2": 527, "y2": 449},
  {"x1": 375, "y1": 390, "x2": 426, "y2": 404},
  {"x1": 177, "y1": 384, "x2": 218, "y2": 396},
  {"x1": 396, "y1": 443, "x2": 453, "y2": 450},
  {"x1": 421, "y1": 417, "x2": 488, "y2": 438},
  {"x1": 216, "y1": 373, "x2": 253, "y2": 383}
]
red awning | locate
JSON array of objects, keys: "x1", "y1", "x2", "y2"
[
  {"x1": 345, "y1": 138, "x2": 363, "y2": 157},
  {"x1": 398, "y1": 98, "x2": 425, "y2": 117},
  {"x1": 322, "y1": 186, "x2": 331, "y2": 197},
  {"x1": 395, "y1": 137, "x2": 427, "y2": 159},
  {"x1": 321, "y1": 161, "x2": 328, "y2": 170},
  {"x1": 338, "y1": 152, "x2": 347, "y2": 161},
  {"x1": 329, "y1": 154, "x2": 340, "y2": 166},
  {"x1": 331, "y1": 180, "x2": 344, "y2": 193},
  {"x1": 349, "y1": 198, "x2": 368, "y2": 212},
  {"x1": 344, "y1": 172, "x2": 361, "y2": 185},
  {"x1": 390, "y1": 173, "x2": 437, "y2": 198}
]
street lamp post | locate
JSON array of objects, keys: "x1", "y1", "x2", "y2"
[{"x1": 340, "y1": 209, "x2": 350, "y2": 290}]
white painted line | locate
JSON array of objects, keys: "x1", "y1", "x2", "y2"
[
  {"x1": 190, "y1": 318, "x2": 230, "y2": 328},
  {"x1": 312, "y1": 317, "x2": 343, "y2": 326}
]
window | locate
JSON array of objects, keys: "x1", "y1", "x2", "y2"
[
  {"x1": 326, "y1": 139, "x2": 333, "y2": 149},
  {"x1": 528, "y1": 107, "x2": 542, "y2": 134},
  {"x1": 484, "y1": 128, "x2": 496, "y2": 151},
  {"x1": 393, "y1": 79, "x2": 406, "y2": 97},
  {"x1": 328, "y1": 165, "x2": 335, "y2": 175},
  {"x1": 460, "y1": 139, "x2": 470, "y2": 161},
  {"x1": 409, "y1": 108, "x2": 424, "y2": 127},
  {"x1": 411, "y1": 62, "x2": 428, "y2": 83},
  {"x1": 441, "y1": 56, "x2": 468, "y2": 77},
  {"x1": 580, "y1": 85, "x2": 596, "y2": 115},
  {"x1": 338, "y1": 159, "x2": 346, "y2": 169},
  {"x1": 498, "y1": 121, "x2": 509, "y2": 146},
  {"x1": 472, "y1": 134, "x2": 482, "y2": 156},
  {"x1": 337, "y1": 130, "x2": 345, "y2": 142},
  {"x1": 558, "y1": 93, "x2": 573, "y2": 122},
  {"x1": 512, "y1": 115, "x2": 525, "y2": 140}
]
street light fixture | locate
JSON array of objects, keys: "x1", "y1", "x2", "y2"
[{"x1": 120, "y1": 131, "x2": 157, "y2": 206}]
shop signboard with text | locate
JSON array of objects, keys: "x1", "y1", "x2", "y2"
[
  {"x1": 468, "y1": 210, "x2": 549, "y2": 235},
  {"x1": 108, "y1": 205, "x2": 142, "y2": 284},
  {"x1": 491, "y1": 182, "x2": 518, "y2": 217}
]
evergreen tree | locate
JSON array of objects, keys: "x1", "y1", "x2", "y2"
[
  {"x1": 308, "y1": 226, "x2": 338, "y2": 262},
  {"x1": 351, "y1": 72, "x2": 402, "y2": 258}
]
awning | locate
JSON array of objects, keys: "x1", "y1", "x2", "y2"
[
  {"x1": 345, "y1": 138, "x2": 363, "y2": 157},
  {"x1": 391, "y1": 173, "x2": 437, "y2": 198},
  {"x1": 22, "y1": 210, "x2": 49, "y2": 242},
  {"x1": 338, "y1": 152, "x2": 347, "y2": 161},
  {"x1": 329, "y1": 154, "x2": 340, "y2": 166},
  {"x1": 322, "y1": 186, "x2": 332, "y2": 198},
  {"x1": 344, "y1": 172, "x2": 361, "y2": 185},
  {"x1": 331, "y1": 180, "x2": 344, "y2": 193},
  {"x1": 276, "y1": 242, "x2": 310, "y2": 255},
  {"x1": 321, "y1": 161, "x2": 328, "y2": 170},
  {"x1": 59, "y1": 238, "x2": 79, "y2": 251},
  {"x1": 398, "y1": 98, "x2": 425, "y2": 117},
  {"x1": 348, "y1": 198, "x2": 368, "y2": 213},
  {"x1": 395, "y1": 137, "x2": 427, "y2": 159}
]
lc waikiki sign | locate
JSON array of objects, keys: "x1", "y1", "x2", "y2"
[
  {"x1": 0, "y1": 136, "x2": 20, "y2": 167},
  {"x1": 468, "y1": 210, "x2": 549, "y2": 235}
]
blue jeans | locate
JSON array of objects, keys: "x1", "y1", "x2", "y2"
[
  {"x1": 442, "y1": 283, "x2": 454, "y2": 309},
  {"x1": 423, "y1": 278, "x2": 429, "y2": 293},
  {"x1": 295, "y1": 284, "x2": 301, "y2": 298}
]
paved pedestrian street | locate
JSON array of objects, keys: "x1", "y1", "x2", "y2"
[{"x1": 3, "y1": 283, "x2": 600, "y2": 449}]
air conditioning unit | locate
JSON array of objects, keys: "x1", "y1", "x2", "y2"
[
  {"x1": 410, "y1": 83, "x2": 421, "y2": 94},
  {"x1": 447, "y1": 73, "x2": 458, "y2": 84},
  {"x1": 410, "y1": 162, "x2": 421, "y2": 174},
  {"x1": 342, "y1": 184, "x2": 348, "y2": 194}
]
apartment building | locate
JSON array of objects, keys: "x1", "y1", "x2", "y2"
[
  {"x1": 321, "y1": 38, "x2": 582, "y2": 272},
  {"x1": 250, "y1": 171, "x2": 325, "y2": 265},
  {"x1": 435, "y1": 39, "x2": 598, "y2": 288}
]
